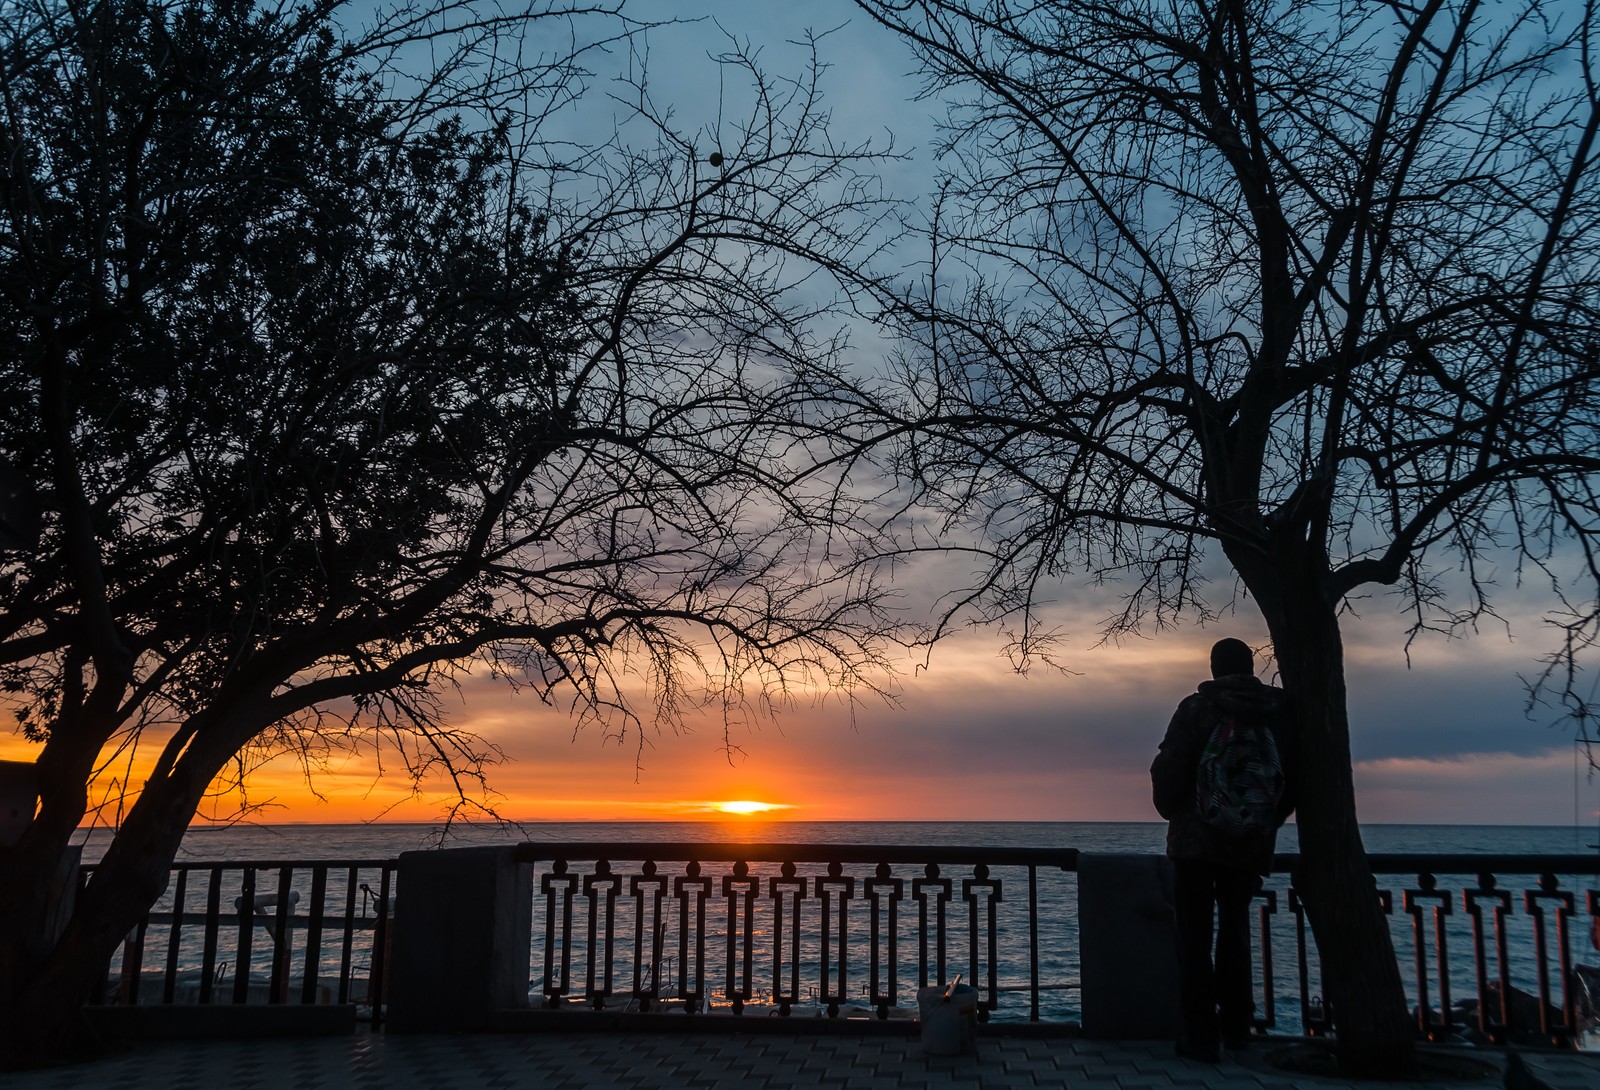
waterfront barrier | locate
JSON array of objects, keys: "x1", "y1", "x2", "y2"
[
  {"x1": 83, "y1": 846, "x2": 1600, "y2": 1048},
  {"x1": 82, "y1": 857, "x2": 394, "y2": 1033}
]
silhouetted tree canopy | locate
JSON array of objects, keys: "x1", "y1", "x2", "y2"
[
  {"x1": 850, "y1": 0, "x2": 1600, "y2": 1074},
  {"x1": 0, "y1": 0, "x2": 895, "y2": 1062}
]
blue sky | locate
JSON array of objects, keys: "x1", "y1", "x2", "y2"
[
  {"x1": 484, "y1": 1, "x2": 1595, "y2": 828},
  {"x1": 144, "y1": 0, "x2": 1600, "y2": 828}
]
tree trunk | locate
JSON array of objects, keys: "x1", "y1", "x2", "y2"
[
  {"x1": 1260, "y1": 574, "x2": 1418, "y2": 1078},
  {"x1": 0, "y1": 840, "x2": 76, "y2": 1069},
  {"x1": 0, "y1": 777, "x2": 196, "y2": 1070}
]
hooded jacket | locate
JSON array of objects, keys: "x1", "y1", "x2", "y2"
[{"x1": 1150, "y1": 673, "x2": 1294, "y2": 874}]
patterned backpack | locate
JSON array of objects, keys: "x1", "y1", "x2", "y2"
[{"x1": 1194, "y1": 702, "x2": 1285, "y2": 836}]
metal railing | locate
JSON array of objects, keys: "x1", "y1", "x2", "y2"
[
  {"x1": 85, "y1": 859, "x2": 395, "y2": 1028},
  {"x1": 514, "y1": 843, "x2": 1600, "y2": 1045},
  {"x1": 515, "y1": 842, "x2": 1080, "y2": 1023},
  {"x1": 1299, "y1": 854, "x2": 1600, "y2": 1048},
  {"x1": 82, "y1": 845, "x2": 1600, "y2": 1046}
]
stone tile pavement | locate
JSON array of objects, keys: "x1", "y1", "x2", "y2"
[{"x1": 4, "y1": 1031, "x2": 1597, "y2": 1090}]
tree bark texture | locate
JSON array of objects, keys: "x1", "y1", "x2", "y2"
[
  {"x1": 0, "y1": 771, "x2": 202, "y2": 1069},
  {"x1": 1245, "y1": 547, "x2": 1417, "y2": 1078}
]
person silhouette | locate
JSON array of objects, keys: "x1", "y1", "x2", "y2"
[{"x1": 1150, "y1": 638, "x2": 1294, "y2": 1062}]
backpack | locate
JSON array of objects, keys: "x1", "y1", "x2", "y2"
[{"x1": 1194, "y1": 701, "x2": 1285, "y2": 836}]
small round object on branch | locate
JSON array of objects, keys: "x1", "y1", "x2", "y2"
[{"x1": 707, "y1": 151, "x2": 724, "y2": 167}]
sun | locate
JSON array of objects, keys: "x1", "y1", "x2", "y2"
[{"x1": 713, "y1": 800, "x2": 789, "y2": 815}]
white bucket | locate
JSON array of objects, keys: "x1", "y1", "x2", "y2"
[{"x1": 917, "y1": 981, "x2": 978, "y2": 1055}]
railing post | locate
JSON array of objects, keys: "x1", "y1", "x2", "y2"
[
  {"x1": 268, "y1": 866, "x2": 295, "y2": 1004},
  {"x1": 198, "y1": 865, "x2": 223, "y2": 1004},
  {"x1": 1028, "y1": 865, "x2": 1041, "y2": 1022},
  {"x1": 336, "y1": 868, "x2": 359, "y2": 1005},
  {"x1": 1287, "y1": 883, "x2": 1335, "y2": 1035},
  {"x1": 301, "y1": 865, "x2": 328, "y2": 1006},
  {"x1": 865, "y1": 863, "x2": 904, "y2": 1020},
  {"x1": 1464, "y1": 874, "x2": 1513, "y2": 1044},
  {"x1": 233, "y1": 868, "x2": 256, "y2": 1004},
  {"x1": 723, "y1": 861, "x2": 758, "y2": 1014},
  {"x1": 1252, "y1": 888, "x2": 1277, "y2": 1033},
  {"x1": 769, "y1": 862, "x2": 806, "y2": 1016},
  {"x1": 912, "y1": 864, "x2": 951, "y2": 991},
  {"x1": 385, "y1": 846, "x2": 532, "y2": 1032},
  {"x1": 815, "y1": 862, "x2": 854, "y2": 1018},
  {"x1": 675, "y1": 861, "x2": 712, "y2": 1013},
  {"x1": 584, "y1": 860, "x2": 620, "y2": 1010},
  {"x1": 540, "y1": 861, "x2": 577, "y2": 1008},
  {"x1": 961, "y1": 864, "x2": 1002, "y2": 1022},
  {"x1": 629, "y1": 861, "x2": 668, "y2": 1012},
  {"x1": 163, "y1": 868, "x2": 188, "y2": 1005},
  {"x1": 1402, "y1": 873, "x2": 1453, "y2": 1041},
  {"x1": 117, "y1": 918, "x2": 148, "y2": 1004},
  {"x1": 370, "y1": 865, "x2": 393, "y2": 1028},
  {"x1": 1524, "y1": 873, "x2": 1577, "y2": 1047}
]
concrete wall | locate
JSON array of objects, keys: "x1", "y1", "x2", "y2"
[
  {"x1": 0, "y1": 758, "x2": 37, "y2": 846},
  {"x1": 385, "y1": 846, "x2": 533, "y2": 1032},
  {"x1": 1077, "y1": 852, "x2": 1181, "y2": 1040}
]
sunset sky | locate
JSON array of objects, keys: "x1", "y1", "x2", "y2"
[
  {"x1": 24, "y1": 596, "x2": 1587, "y2": 829},
  {"x1": 6, "y1": 1, "x2": 1598, "y2": 831},
  {"x1": 185, "y1": 606, "x2": 1591, "y2": 828}
]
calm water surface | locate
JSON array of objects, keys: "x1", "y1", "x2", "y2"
[{"x1": 70, "y1": 818, "x2": 1600, "y2": 862}]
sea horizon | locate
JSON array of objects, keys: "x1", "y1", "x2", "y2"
[
  {"x1": 165, "y1": 817, "x2": 1586, "y2": 827},
  {"x1": 66, "y1": 817, "x2": 1600, "y2": 866}
]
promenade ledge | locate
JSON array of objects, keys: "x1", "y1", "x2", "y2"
[{"x1": 68, "y1": 841, "x2": 1598, "y2": 1066}]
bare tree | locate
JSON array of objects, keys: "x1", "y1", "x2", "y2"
[
  {"x1": 847, "y1": 0, "x2": 1600, "y2": 1074},
  {"x1": 0, "y1": 0, "x2": 897, "y2": 1063}
]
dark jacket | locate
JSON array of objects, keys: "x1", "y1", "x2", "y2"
[{"x1": 1150, "y1": 673, "x2": 1294, "y2": 875}]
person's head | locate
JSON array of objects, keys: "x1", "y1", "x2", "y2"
[{"x1": 1210, "y1": 638, "x2": 1255, "y2": 679}]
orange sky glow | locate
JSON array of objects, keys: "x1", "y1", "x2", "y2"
[{"x1": 5, "y1": 618, "x2": 1595, "y2": 829}]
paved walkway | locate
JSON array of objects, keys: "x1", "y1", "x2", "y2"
[{"x1": 5, "y1": 1031, "x2": 1598, "y2": 1090}]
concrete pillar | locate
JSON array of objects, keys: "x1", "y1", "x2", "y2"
[
  {"x1": 385, "y1": 846, "x2": 532, "y2": 1032},
  {"x1": 0, "y1": 759, "x2": 75, "y2": 942},
  {"x1": 1077, "y1": 852, "x2": 1181, "y2": 1039},
  {"x1": 0, "y1": 759, "x2": 38, "y2": 847}
]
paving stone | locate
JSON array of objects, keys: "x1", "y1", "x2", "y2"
[
  {"x1": 1001, "y1": 1059, "x2": 1057, "y2": 1074},
  {"x1": 6, "y1": 1030, "x2": 1600, "y2": 1090}
]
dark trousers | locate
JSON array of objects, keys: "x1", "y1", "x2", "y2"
[{"x1": 1171, "y1": 859, "x2": 1261, "y2": 1046}]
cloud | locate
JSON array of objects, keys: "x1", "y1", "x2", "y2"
[
  {"x1": 1340, "y1": 614, "x2": 1569, "y2": 762},
  {"x1": 1354, "y1": 749, "x2": 1598, "y2": 826},
  {"x1": 377, "y1": 607, "x2": 1588, "y2": 826}
]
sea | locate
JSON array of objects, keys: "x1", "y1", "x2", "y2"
[
  {"x1": 68, "y1": 818, "x2": 1600, "y2": 863},
  {"x1": 75, "y1": 821, "x2": 1600, "y2": 1041}
]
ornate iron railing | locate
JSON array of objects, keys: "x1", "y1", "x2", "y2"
[
  {"x1": 514, "y1": 842, "x2": 1079, "y2": 1023},
  {"x1": 1291, "y1": 855, "x2": 1600, "y2": 1048},
  {"x1": 513, "y1": 843, "x2": 1600, "y2": 1045}
]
